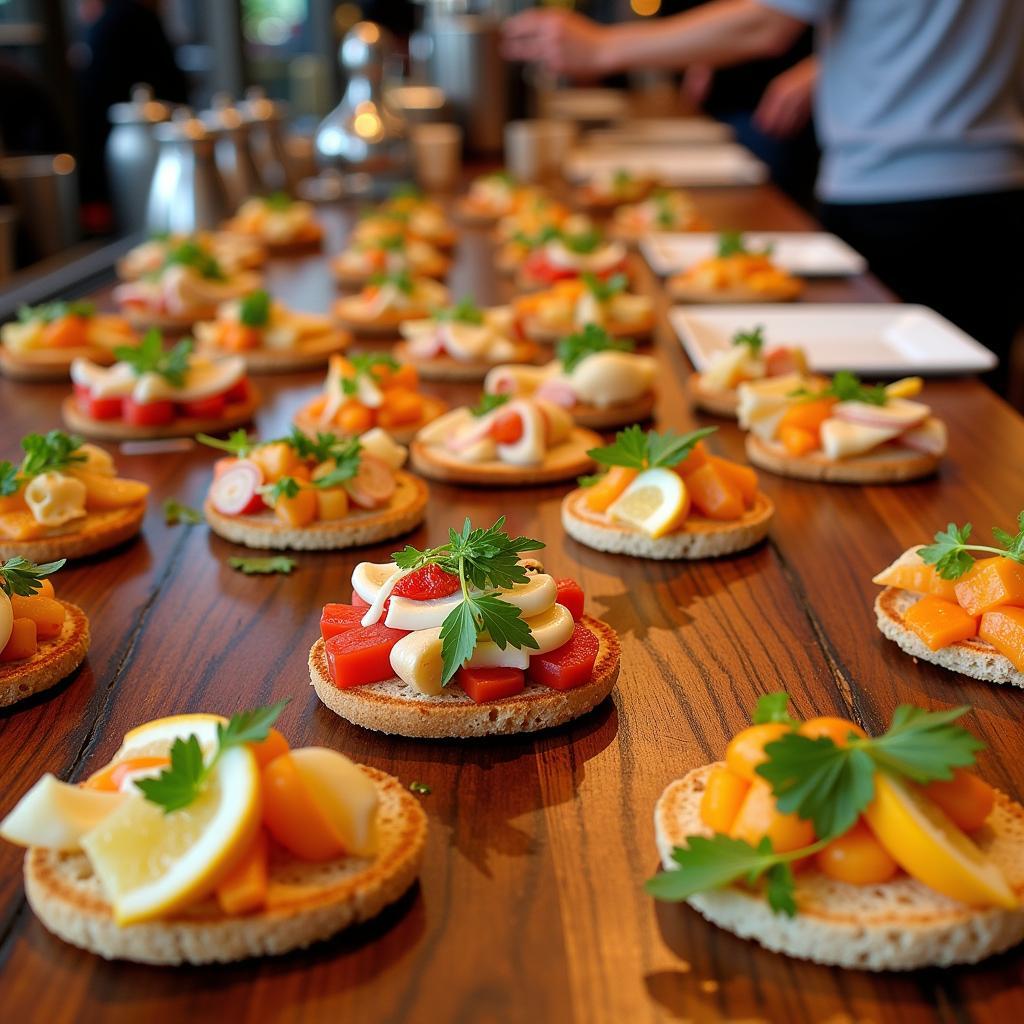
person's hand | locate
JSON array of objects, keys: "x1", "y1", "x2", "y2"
[
  {"x1": 502, "y1": 9, "x2": 612, "y2": 78},
  {"x1": 753, "y1": 57, "x2": 817, "y2": 138},
  {"x1": 682, "y1": 64, "x2": 714, "y2": 109}
]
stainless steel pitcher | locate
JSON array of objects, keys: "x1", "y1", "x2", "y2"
[
  {"x1": 204, "y1": 93, "x2": 263, "y2": 211},
  {"x1": 241, "y1": 87, "x2": 295, "y2": 195}
]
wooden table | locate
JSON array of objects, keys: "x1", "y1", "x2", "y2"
[{"x1": 2, "y1": 185, "x2": 1023, "y2": 1023}]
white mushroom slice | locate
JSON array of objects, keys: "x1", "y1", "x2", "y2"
[
  {"x1": 523, "y1": 602, "x2": 575, "y2": 654},
  {"x1": 389, "y1": 627, "x2": 444, "y2": 696},
  {"x1": 496, "y1": 573, "x2": 556, "y2": 618},
  {"x1": 24, "y1": 472, "x2": 87, "y2": 527}
]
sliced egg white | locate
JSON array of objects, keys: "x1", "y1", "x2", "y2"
[
  {"x1": 522, "y1": 602, "x2": 575, "y2": 654},
  {"x1": 0, "y1": 774, "x2": 125, "y2": 851},
  {"x1": 351, "y1": 561, "x2": 399, "y2": 605},
  {"x1": 496, "y1": 573, "x2": 556, "y2": 618},
  {"x1": 389, "y1": 626, "x2": 444, "y2": 695},
  {"x1": 466, "y1": 641, "x2": 531, "y2": 670},
  {"x1": 819, "y1": 419, "x2": 904, "y2": 460},
  {"x1": 385, "y1": 593, "x2": 463, "y2": 631}
]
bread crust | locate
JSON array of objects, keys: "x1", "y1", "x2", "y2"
[
  {"x1": 654, "y1": 763, "x2": 1024, "y2": 970},
  {"x1": 561, "y1": 488, "x2": 773, "y2": 560},
  {"x1": 519, "y1": 314, "x2": 653, "y2": 346},
  {"x1": 61, "y1": 389, "x2": 261, "y2": 442},
  {"x1": 409, "y1": 426, "x2": 602, "y2": 486},
  {"x1": 685, "y1": 374, "x2": 739, "y2": 418},
  {"x1": 392, "y1": 339, "x2": 542, "y2": 383},
  {"x1": 453, "y1": 200, "x2": 501, "y2": 226},
  {"x1": 310, "y1": 615, "x2": 619, "y2": 738},
  {"x1": 745, "y1": 433, "x2": 941, "y2": 484},
  {"x1": 875, "y1": 587, "x2": 1024, "y2": 688},
  {"x1": 0, "y1": 601, "x2": 89, "y2": 708},
  {"x1": 23, "y1": 766, "x2": 427, "y2": 965},
  {"x1": 195, "y1": 331, "x2": 352, "y2": 374},
  {"x1": 569, "y1": 392, "x2": 656, "y2": 430},
  {"x1": 333, "y1": 301, "x2": 449, "y2": 339},
  {"x1": 204, "y1": 472, "x2": 428, "y2": 551},
  {"x1": 0, "y1": 345, "x2": 118, "y2": 383},
  {"x1": 0, "y1": 504, "x2": 145, "y2": 562},
  {"x1": 292, "y1": 395, "x2": 448, "y2": 446},
  {"x1": 333, "y1": 256, "x2": 450, "y2": 290},
  {"x1": 667, "y1": 280, "x2": 802, "y2": 304}
]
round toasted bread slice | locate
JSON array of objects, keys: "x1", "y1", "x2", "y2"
[
  {"x1": 667, "y1": 280, "x2": 802, "y2": 304},
  {"x1": 293, "y1": 396, "x2": 448, "y2": 447},
  {"x1": 745, "y1": 433, "x2": 941, "y2": 484},
  {"x1": 685, "y1": 374, "x2": 739, "y2": 418},
  {"x1": 260, "y1": 234, "x2": 324, "y2": 256},
  {"x1": 654, "y1": 763, "x2": 1024, "y2": 971},
  {"x1": 561, "y1": 488, "x2": 773, "y2": 560},
  {"x1": 195, "y1": 332, "x2": 351, "y2": 374},
  {"x1": 569, "y1": 392, "x2": 656, "y2": 430},
  {"x1": 392, "y1": 339, "x2": 542, "y2": 382},
  {"x1": 23, "y1": 766, "x2": 427, "y2": 965},
  {"x1": 334, "y1": 257, "x2": 450, "y2": 291},
  {"x1": 516, "y1": 268, "x2": 632, "y2": 294},
  {"x1": 62, "y1": 388, "x2": 260, "y2": 442},
  {"x1": 874, "y1": 587, "x2": 1024, "y2": 688},
  {"x1": 409, "y1": 426, "x2": 601, "y2": 486},
  {"x1": 121, "y1": 307, "x2": 207, "y2": 333},
  {"x1": 0, "y1": 345, "x2": 119, "y2": 383},
  {"x1": 204, "y1": 471, "x2": 428, "y2": 551},
  {"x1": 520, "y1": 314, "x2": 653, "y2": 346},
  {"x1": 310, "y1": 615, "x2": 619, "y2": 739},
  {"x1": 333, "y1": 301, "x2": 443, "y2": 339},
  {"x1": 0, "y1": 602, "x2": 89, "y2": 708},
  {"x1": 453, "y1": 200, "x2": 502, "y2": 226},
  {"x1": 0, "y1": 504, "x2": 145, "y2": 562}
]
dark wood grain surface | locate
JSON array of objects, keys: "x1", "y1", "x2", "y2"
[{"x1": 2, "y1": 185, "x2": 1023, "y2": 1023}]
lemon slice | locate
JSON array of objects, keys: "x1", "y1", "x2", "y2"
[
  {"x1": 607, "y1": 467, "x2": 689, "y2": 539},
  {"x1": 81, "y1": 744, "x2": 260, "y2": 924},
  {"x1": 884, "y1": 376, "x2": 923, "y2": 399},
  {"x1": 864, "y1": 774, "x2": 1017, "y2": 909},
  {"x1": 117, "y1": 713, "x2": 226, "y2": 761}
]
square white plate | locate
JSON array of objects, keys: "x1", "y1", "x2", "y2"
[
  {"x1": 564, "y1": 144, "x2": 767, "y2": 187},
  {"x1": 586, "y1": 118, "x2": 734, "y2": 147},
  {"x1": 670, "y1": 305, "x2": 998, "y2": 375},
  {"x1": 643, "y1": 232, "x2": 867, "y2": 277}
]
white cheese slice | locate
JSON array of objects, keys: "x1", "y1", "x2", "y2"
[
  {"x1": 466, "y1": 641, "x2": 531, "y2": 670},
  {"x1": 819, "y1": 418, "x2": 905, "y2": 460},
  {"x1": 385, "y1": 594, "x2": 463, "y2": 631},
  {"x1": 358, "y1": 428, "x2": 407, "y2": 470},
  {"x1": 524, "y1": 602, "x2": 575, "y2": 654},
  {"x1": 567, "y1": 351, "x2": 655, "y2": 407},
  {"x1": 389, "y1": 627, "x2": 444, "y2": 696},
  {"x1": 0, "y1": 774, "x2": 125, "y2": 851}
]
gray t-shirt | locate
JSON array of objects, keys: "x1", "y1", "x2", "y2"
[{"x1": 761, "y1": 0, "x2": 1024, "y2": 203}]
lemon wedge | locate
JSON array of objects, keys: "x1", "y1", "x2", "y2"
[
  {"x1": 864, "y1": 774, "x2": 1017, "y2": 909},
  {"x1": 117, "y1": 713, "x2": 225, "y2": 761},
  {"x1": 884, "y1": 376, "x2": 924, "y2": 399},
  {"x1": 81, "y1": 743, "x2": 260, "y2": 924},
  {"x1": 606, "y1": 467, "x2": 690, "y2": 539},
  {"x1": 0, "y1": 775, "x2": 124, "y2": 851}
]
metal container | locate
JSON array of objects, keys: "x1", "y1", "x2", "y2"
[
  {"x1": 203, "y1": 93, "x2": 262, "y2": 210},
  {"x1": 241, "y1": 86, "x2": 295, "y2": 195},
  {"x1": 313, "y1": 22, "x2": 412, "y2": 198},
  {"x1": 144, "y1": 111, "x2": 228, "y2": 234},
  {"x1": 0, "y1": 154, "x2": 79, "y2": 261},
  {"x1": 105, "y1": 84, "x2": 172, "y2": 234}
]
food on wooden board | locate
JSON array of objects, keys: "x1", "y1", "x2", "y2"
[
  {"x1": 668, "y1": 232, "x2": 802, "y2": 303},
  {"x1": 221, "y1": 192, "x2": 324, "y2": 252}
]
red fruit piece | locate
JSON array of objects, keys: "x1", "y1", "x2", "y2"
[
  {"x1": 179, "y1": 392, "x2": 227, "y2": 419},
  {"x1": 554, "y1": 578, "x2": 585, "y2": 621},
  {"x1": 392, "y1": 563, "x2": 461, "y2": 601},
  {"x1": 320, "y1": 603, "x2": 366, "y2": 641},
  {"x1": 324, "y1": 622, "x2": 408, "y2": 689},
  {"x1": 528, "y1": 623, "x2": 598, "y2": 691},
  {"x1": 123, "y1": 397, "x2": 175, "y2": 427},
  {"x1": 456, "y1": 667, "x2": 526, "y2": 704},
  {"x1": 490, "y1": 411, "x2": 523, "y2": 444},
  {"x1": 224, "y1": 379, "x2": 249, "y2": 403}
]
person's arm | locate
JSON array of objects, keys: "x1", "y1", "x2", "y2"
[
  {"x1": 502, "y1": 1, "x2": 808, "y2": 79},
  {"x1": 754, "y1": 56, "x2": 818, "y2": 138}
]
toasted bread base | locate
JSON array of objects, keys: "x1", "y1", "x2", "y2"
[
  {"x1": 121, "y1": 308, "x2": 207, "y2": 333},
  {"x1": 0, "y1": 602, "x2": 89, "y2": 708},
  {"x1": 310, "y1": 615, "x2": 619, "y2": 738},
  {"x1": 392, "y1": 340, "x2": 542, "y2": 382},
  {"x1": 667, "y1": 280, "x2": 803, "y2": 304},
  {"x1": 292, "y1": 396, "x2": 449, "y2": 447},
  {"x1": 334, "y1": 259, "x2": 450, "y2": 290},
  {"x1": 685, "y1": 374, "x2": 739, "y2": 418},
  {"x1": 24, "y1": 766, "x2": 427, "y2": 965},
  {"x1": 195, "y1": 332, "x2": 351, "y2": 374},
  {"x1": 453, "y1": 201, "x2": 502, "y2": 226},
  {"x1": 408, "y1": 426, "x2": 602, "y2": 486},
  {"x1": 561, "y1": 488, "x2": 773, "y2": 560},
  {"x1": 0, "y1": 504, "x2": 145, "y2": 562},
  {"x1": 333, "y1": 302, "x2": 443, "y2": 339},
  {"x1": 745, "y1": 434, "x2": 941, "y2": 484},
  {"x1": 654, "y1": 763, "x2": 1024, "y2": 970},
  {"x1": 569, "y1": 392, "x2": 656, "y2": 430},
  {"x1": 520, "y1": 315, "x2": 653, "y2": 346},
  {"x1": 0, "y1": 346, "x2": 118, "y2": 383},
  {"x1": 875, "y1": 587, "x2": 1024, "y2": 688},
  {"x1": 62, "y1": 390, "x2": 260, "y2": 442},
  {"x1": 204, "y1": 472, "x2": 428, "y2": 551},
  {"x1": 516, "y1": 268, "x2": 632, "y2": 294}
]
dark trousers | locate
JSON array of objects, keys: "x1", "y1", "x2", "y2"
[{"x1": 820, "y1": 188, "x2": 1024, "y2": 396}]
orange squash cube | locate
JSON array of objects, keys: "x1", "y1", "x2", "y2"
[
  {"x1": 250, "y1": 442, "x2": 297, "y2": 482},
  {"x1": 584, "y1": 466, "x2": 638, "y2": 513},
  {"x1": 730, "y1": 778, "x2": 816, "y2": 852},
  {"x1": 700, "y1": 766, "x2": 750, "y2": 834},
  {"x1": 274, "y1": 486, "x2": 318, "y2": 528},
  {"x1": 316, "y1": 487, "x2": 350, "y2": 521},
  {"x1": 978, "y1": 606, "x2": 1024, "y2": 672},
  {"x1": 954, "y1": 557, "x2": 1024, "y2": 617},
  {"x1": 904, "y1": 595, "x2": 979, "y2": 651},
  {"x1": 777, "y1": 397, "x2": 835, "y2": 434},
  {"x1": 336, "y1": 402, "x2": 375, "y2": 434},
  {"x1": 9, "y1": 594, "x2": 65, "y2": 639},
  {"x1": 0, "y1": 618, "x2": 38, "y2": 662},
  {"x1": 673, "y1": 440, "x2": 709, "y2": 477},
  {"x1": 377, "y1": 388, "x2": 424, "y2": 428},
  {"x1": 685, "y1": 463, "x2": 745, "y2": 521},
  {"x1": 709, "y1": 456, "x2": 757, "y2": 507},
  {"x1": 872, "y1": 556, "x2": 959, "y2": 601},
  {"x1": 215, "y1": 830, "x2": 269, "y2": 915},
  {"x1": 0, "y1": 488, "x2": 28, "y2": 514},
  {"x1": 778, "y1": 424, "x2": 818, "y2": 456}
]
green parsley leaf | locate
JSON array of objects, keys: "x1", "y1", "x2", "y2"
[
  {"x1": 589, "y1": 425, "x2": 717, "y2": 471},
  {"x1": 266, "y1": 476, "x2": 301, "y2": 503},
  {"x1": 581, "y1": 271, "x2": 629, "y2": 303},
  {"x1": 196, "y1": 429, "x2": 255, "y2": 458},
  {"x1": 576, "y1": 473, "x2": 603, "y2": 488},
  {"x1": 557, "y1": 322, "x2": 633, "y2": 374},
  {"x1": 868, "y1": 704, "x2": 984, "y2": 782},
  {"x1": 511, "y1": 224, "x2": 561, "y2": 250},
  {"x1": 217, "y1": 700, "x2": 290, "y2": 748},
  {"x1": 409, "y1": 780, "x2": 432, "y2": 794},
  {"x1": 162, "y1": 498, "x2": 202, "y2": 526},
  {"x1": 264, "y1": 191, "x2": 293, "y2": 211},
  {"x1": 0, "y1": 557, "x2": 66, "y2": 598},
  {"x1": 238, "y1": 290, "x2": 271, "y2": 328},
  {"x1": 310, "y1": 438, "x2": 362, "y2": 489},
  {"x1": 716, "y1": 231, "x2": 773, "y2": 259},
  {"x1": 920, "y1": 513, "x2": 1024, "y2": 580},
  {"x1": 17, "y1": 300, "x2": 95, "y2": 324},
  {"x1": 114, "y1": 329, "x2": 193, "y2": 387},
  {"x1": 0, "y1": 462, "x2": 18, "y2": 497},
  {"x1": 434, "y1": 298, "x2": 485, "y2": 326},
  {"x1": 752, "y1": 692, "x2": 796, "y2": 726},
  {"x1": 19, "y1": 431, "x2": 86, "y2": 479},
  {"x1": 162, "y1": 239, "x2": 224, "y2": 280},
  {"x1": 390, "y1": 182, "x2": 422, "y2": 201},
  {"x1": 228, "y1": 555, "x2": 297, "y2": 575},
  {"x1": 612, "y1": 168, "x2": 633, "y2": 192},
  {"x1": 764, "y1": 861, "x2": 798, "y2": 917},
  {"x1": 471, "y1": 392, "x2": 510, "y2": 418},
  {"x1": 561, "y1": 227, "x2": 604, "y2": 255},
  {"x1": 340, "y1": 352, "x2": 400, "y2": 397},
  {"x1": 368, "y1": 269, "x2": 414, "y2": 295},
  {"x1": 732, "y1": 325, "x2": 765, "y2": 355}
]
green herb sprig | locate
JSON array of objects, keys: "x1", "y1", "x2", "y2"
[
  {"x1": 581, "y1": 272, "x2": 628, "y2": 303},
  {"x1": 114, "y1": 329, "x2": 192, "y2": 387},
  {"x1": 0, "y1": 557, "x2": 65, "y2": 597},
  {"x1": 732, "y1": 325, "x2": 765, "y2": 356},
  {"x1": 196, "y1": 429, "x2": 255, "y2": 458},
  {"x1": 919, "y1": 512, "x2": 1024, "y2": 580},
  {"x1": 264, "y1": 191, "x2": 293, "y2": 211},
  {"x1": 162, "y1": 499, "x2": 201, "y2": 526},
  {"x1": 557, "y1": 323, "x2": 633, "y2": 374},
  {"x1": 341, "y1": 352, "x2": 400, "y2": 397},
  {"x1": 238, "y1": 290, "x2": 271, "y2": 328},
  {"x1": 792, "y1": 370, "x2": 888, "y2": 407},
  {"x1": 434, "y1": 298, "x2": 485, "y2": 326},
  {"x1": 588, "y1": 425, "x2": 717, "y2": 472},
  {"x1": 716, "y1": 231, "x2": 772, "y2": 259},
  {"x1": 161, "y1": 239, "x2": 224, "y2": 281},
  {"x1": 18, "y1": 431, "x2": 87, "y2": 480},
  {"x1": 471, "y1": 392, "x2": 510, "y2": 418},
  {"x1": 17, "y1": 300, "x2": 95, "y2": 324},
  {"x1": 368, "y1": 270, "x2": 414, "y2": 295},
  {"x1": 228, "y1": 555, "x2": 296, "y2": 576}
]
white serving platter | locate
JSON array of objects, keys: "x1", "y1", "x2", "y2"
[
  {"x1": 564, "y1": 144, "x2": 767, "y2": 187},
  {"x1": 642, "y1": 232, "x2": 868, "y2": 277},
  {"x1": 669, "y1": 305, "x2": 998, "y2": 376},
  {"x1": 586, "y1": 118, "x2": 734, "y2": 147}
]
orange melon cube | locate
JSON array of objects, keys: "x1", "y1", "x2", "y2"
[
  {"x1": 777, "y1": 397, "x2": 835, "y2": 434},
  {"x1": 377, "y1": 388, "x2": 424, "y2": 428},
  {"x1": 250, "y1": 442, "x2": 297, "y2": 483},
  {"x1": 316, "y1": 487, "x2": 350, "y2": 521},
  {"x1": 778, "y1": 424, "x2": 818, "y2": 456},
  {"x1": 729, "y1": 778, "x2": 816, "y2": 852},
  {"x1": 954, "y1": 557, "x2": 1024, "y2": 616},
  {"x1": 9, "y1": 594, "x2": 65, "y2": 639},
  {"x1": 584, "y1": 466, "x2": 638, "y2": 513},
  {"x1": 336, "y1": 402, "x2": 375, "y2": 434},
  {"x1": 673, "y1": 440, "x2": 710, "y2": 477},
  {"x1": 0, "y1": 512, "x2": 47, "y2": 540},
  {"x1": 872, "y1": 553, "x2": 959, "y2": 601},
  {"x1": 686, "y1": 463, "x2": 745, "y2": 521},
  {"x1": 0, "y1": 618, "x2": 38, "y2": 662},
  {"x1": 978, "y1": 606, "x2": 1024, "y2": 672},
  {"x1": 709, "y1": 456, "x2": 757, "y2": 507},
  {"x1": 904, "y1": 595, "x2": 979, "y2": 651},
  {"x1": 274, "y1": 486, "x2": 318, "y2": 528}
]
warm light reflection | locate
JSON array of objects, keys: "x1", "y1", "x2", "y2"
[
  {"x1": 631, "y1": 0, "x2": 661, "y2": 14},
  {"x1": 353, "y1": 107, "x2": 383, "y2": 140},
  {"x1": 52, "y1": 154, "x2": 76, "y2": 175}
]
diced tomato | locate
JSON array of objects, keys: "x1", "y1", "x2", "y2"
[
  {"x1": 224, "y1": 379, "x2": 250, "y2": 404},
  {"x1": 320, "y1": 603, "x2": 366, "y2": 641},
  {"x1": 521, "y1": 250, "x2": 574, "y2": 284},
  {"x1": 76, "y1": 387, "x2": 123, "y2": 420},
  {"x1": 393, "y1": 563, "x2": 460, "y2": 601},
  {"x1": 491, "y1": 411, "x2": 524, "y2": 444},
  {"x1": 179, "y1": 392, "x2": 227, "y2": 419},
  {"x1": 123, "y1": 397, "x2": 175, "y2": 427},
  {"x1": 528, "y1": 622, "x2": 598, "y2": 691},
  {"x1": 324, "y1": 622, "x2": 409, "y2": 688},
  {"x1": 456, "y1": 667, "x2": 526, "y2": 704},
  {"x1": 554, "y1": 578, "x2": 585, "y2": 621}
]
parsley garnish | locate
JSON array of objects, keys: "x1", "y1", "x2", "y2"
[
  {"x1": 368, "y1": 270, "x2": 414, "y2": 295},
  {"x1": 340, "y1": 352, "x2": 400, "y2": 397},
  {"x1": 391, "y1": 517, "x2": 544, "y2": 686},
  {"x1": 310, "y1": 437, "x2": 362, "y2": 489},
  {"x1": 752, "y1": 691, "x2": 796, "y2": 725},
  {"x1": 791, "y1": 370, "x2": 888, "y2": 407},
  {"x1": 589, "y1": 425, "x2": 717, "y2": 471},
  {"x1": 18, "y1": 431, "x2": 86, "y2": 479},
  {"x1": 161, "y1": 239, "x2": 224, "y2": 280},
  {"x1": 716, "y1": 231, "x2": 772, "y2": 259},
  {"x1": 0, "y1": 462, "x2": 18, "y2": 497},
  {"x1": 471, "y1": 392, "x2": 510, "y2": 418},
  {"x1": 511, "y1": 224, "x2": 561, "y2": 250},
  {"x1": 653, "y1": 191, "x2": 676, "y2": 229},
  {"x1": 434, "y1": 298, "x2": 485, "y2": 326},
  {"x1": 557, "y1": 323, "x2": 633, "y2": 374},
  {"x1": 17, "y1": 300, "x2": 95, "y2": 324},
  {"x1": 576, "y1": 474, "x2": 602, "y2": 488},
  {"x1": 264, "y1": 191, "x2": 293, "y2": 211},
  {"x1": 0, "y1": 556, "x2": 65, "y2": 598},
  {"x1": 732, "y1": 325, "x2": 764, "y2": 355},
  {"x1": 919, "y1": 512, "x2": 1024, "y2": 580},
  {"x1": 196, "y1": 429, "x2": 255, "y2": 458},
  {"x1": 238, "y1": 290, "x2": 271, "y2": 327},
  {"x1": 162, "y1": 498, "x2": 201, "y2": 526},
  {"x1": 228, "y1": 555, "x2": 296, "y2": 575},
  {"x1": 409, "y1": 780, "x2": 432, "y2": 795},
  {"x1": 581, "y1": 271, "x2": 628, "y2": 302},
  {"x1": 114, "y1": 329, "x2": 192, "y2": 387},
  {"x1": 561, "y1": 227, "x2": 604, "y2": 255},
  {"x1": 612, "y1": 168, "x2": 633, "y2": 192},
  {"x1": 390, "y1": 183, "x2": 422, "y2": 202},
  {"x1": 136, "y1": 701, "x2": 289, "y2": 813},
  {"x1": 265, "y1": 476, "x2": 301, "y2": 503}
]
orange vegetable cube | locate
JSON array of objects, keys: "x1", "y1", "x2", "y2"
[
  {"x1": 35, "y1": 579, "x2": 55, "y2": 600},
  {"x1": 778, "y1": 424, "x2": 818, "y2": 456},
  {"x1": 872, "y1": 556, "x2": 959, "y2": 601},
  {"x1": 215, "y1": 830, "x2": 268, "y2": 915},
  {"x1": 40, "y1": 316, "x2": 88, "y2": 349},
  {"x1": 251, "y1": 442, "x2": 297, "y2": 482},
  {"x1": 700, "y1": 766, "x2": 750, "y2": 834},
  {"x1": 0, "y1": 512, "x2": 46, "y2": 540},
  {"x1": 316, "y1": 487, "x2": 350, "y2": 521},
  {"x1": 0, "y1": 618, "x2": 37, "y2": 662},
  {"x1": 72, "y1": 471, "x2": 150, "y2": 510},
  {"x1": 673, "y1": 440, "x2": 709, "y2": 477},
  {"x1": 923, "y1": 768, "x2": 996, "y2": 832},
  {"x1": 584, "y1": 466, "x2": 638, "y2": 513},
  {"x1": 382, "y1": 363, "x2": 418, "y2": 390},
  {"x1": 10, "y1": 594, "x2": 65, "y2": 639},
  {"x1": 730, "y1": 778, "x2": 815, "y2": 852},
  {"x1": 709, "y1": 456, "x2": 757, "y2": 507},
  {"x1": 377, "y1": 388, "x2": 424, "y2": 428},
  {"x1": 0, "y1": 488, "x2": 27, "y2": 514},
  {"x1": 978, "y1": 606, "x2": 1024, "y2": 672},
  {"x1": 904, "y1": 595, "x2": 979, "y2": 651},
  {"x1": 274, "y1": 485, "x2": 318, "y2": 528},
  {"x1": 685, "y1": 463, "x2": 745, "y2": 521},
  {"x1": 777, "y1": 397, "x2": 835, "y2": 434},
  {"x1": 336, "y1": 401, "x2": 375, "y2": 435},
  {"x1": 954, "y1": 557, "x2": 1024, "y2": 616},
  {"x1": 219, "y1": 321, "x2": 261, "y2": 352},
  {"x1": 815, "y1": 819, "x2": 897, "y2": 885}
]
